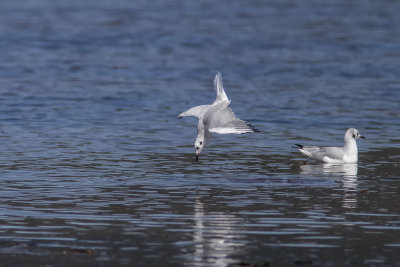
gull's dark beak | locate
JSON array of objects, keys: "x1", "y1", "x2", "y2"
[
  {"x1": 360, "y1": 135, "x2": 366, "y2": 139},
  {"x1": 195, "y1": 155, "x2": 199, "y2": 162}
]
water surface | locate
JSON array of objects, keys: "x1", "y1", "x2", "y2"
[{"x1": 0, "y1": 0, "x2": 400, "y2": 266}]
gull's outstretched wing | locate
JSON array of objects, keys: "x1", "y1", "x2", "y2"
[
  {"x1": 213, "y1": 71, "x2": 228, "y2": 104},
  {"x1": 178, "y1": 105, "x2": 211, "y2": 119},
  {"x1": 204, "y1": 101, "x2": 258, "y2": 134}
]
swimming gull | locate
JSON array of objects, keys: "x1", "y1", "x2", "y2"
[{"x1": 295, "y1": 128, "x2": 365, "y2": 163}]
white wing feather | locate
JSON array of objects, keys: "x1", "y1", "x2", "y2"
[
  {"x1": 213, "y1": 71, "x2": 228, "y2": 104},
  {"x1": 204, "y1": 101, "x2": 257, "y2": 134},
  {"x1": 178, "y1": 105, "x2": 211, "y2": 119}
]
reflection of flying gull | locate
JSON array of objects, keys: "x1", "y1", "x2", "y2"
[
  {"x1": 295, "y1": 128, "x2": 365, "y2": 163},
  {"x1": 178, "y1": 72, "x2": 259, "y2": 162}
]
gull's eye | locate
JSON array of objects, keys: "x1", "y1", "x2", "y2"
[{"x1": 200, "y1": 141, "x2": 203, "y2": 145}]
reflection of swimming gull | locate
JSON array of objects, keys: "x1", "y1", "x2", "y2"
[
  {"x1": 322, "y1": 163, "x2": 358, "y2": 178},
  {"x1": 323, "y1": 164, "x2": 359, "y2": 209},
  {"x1": 178, "y1": 72, "x2": 258, "y2": 162},
  {"x1": 323, "y1": 164, "x2": 358, "y2": 209},
  {"x1": 300, "y1": 163, "x2": 358, "y2": 209},
  {"x1": 295, "y1": 128, "x2": 365, "y2": 163},
  {"x1": 300, "y1": 163, "x2": 358, "y2": 178}
]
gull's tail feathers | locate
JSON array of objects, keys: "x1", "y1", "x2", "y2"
[{"x1": 294, "y1": 143, "x2": 311, "y2": 157}]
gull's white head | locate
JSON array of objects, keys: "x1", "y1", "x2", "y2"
[
  {"x1": 194, "y1": 139, "x2": 204, "y2": 162},
  {"x1": 345, "y1": 128, "x2": 365, "y2": 141}
]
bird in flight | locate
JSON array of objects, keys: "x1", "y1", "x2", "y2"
[{"x1": 178, "y1": 72, "x2": 259, "y2": 162}]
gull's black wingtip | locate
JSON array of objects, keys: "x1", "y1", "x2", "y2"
[
  {"x1": 252, "y1": 125, "x2": 261, "y2": 133},
  {"x1": 294, "y1": 144, "x2": 303, "y2": 149},
  {"x1": 246, "y1": 122, "x2": 261, "y2": 133}
]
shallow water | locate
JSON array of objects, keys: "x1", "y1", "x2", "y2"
[{"x1": 0, "y1": 0, "x2": 400, "y2": 266}]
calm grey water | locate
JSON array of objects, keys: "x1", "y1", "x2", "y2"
[{"x1": 0, "y1": 0, "x2": 400, "y2": 266}]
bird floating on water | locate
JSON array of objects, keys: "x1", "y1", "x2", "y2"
[{"x1": 295, "y1": 128, "x2": 365, "y2": 163}]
